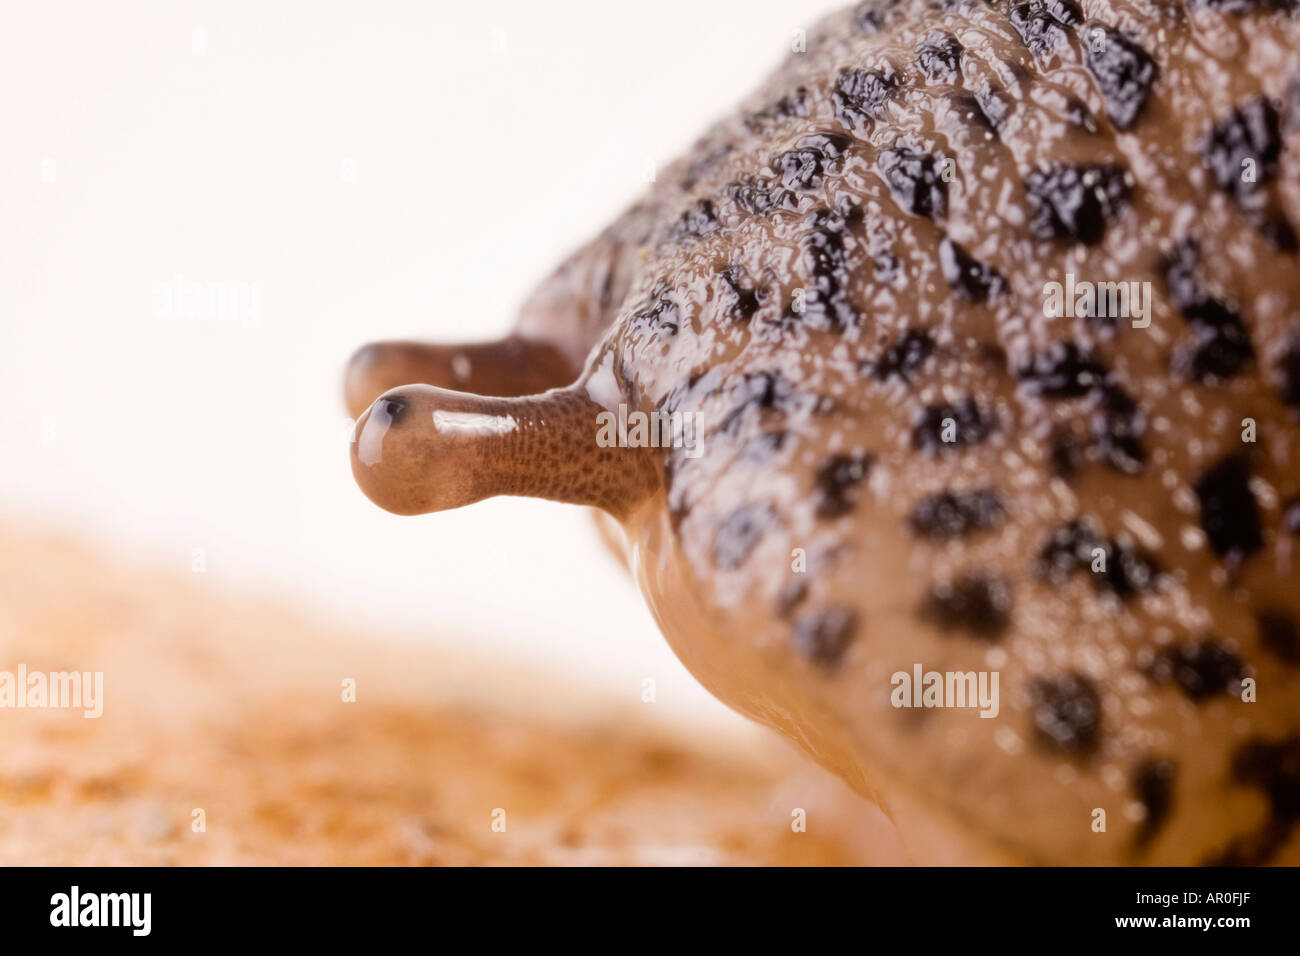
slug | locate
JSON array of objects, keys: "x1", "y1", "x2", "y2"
[{"x1": 346, "y1": 0, "x2": 1300, "y2": 864}]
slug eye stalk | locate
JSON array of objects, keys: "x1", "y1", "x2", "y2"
[{"x1": 350, "y1": 384, "x2": 660, "y2": 519}]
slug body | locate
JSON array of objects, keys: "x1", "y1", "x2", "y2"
[{"x1": 349, "y1": 0, "x2": 1300, "y2": 864}]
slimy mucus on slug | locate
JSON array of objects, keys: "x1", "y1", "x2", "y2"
[{"x1": 346, "y1": 0, "x2": 1300, "y2": 864}]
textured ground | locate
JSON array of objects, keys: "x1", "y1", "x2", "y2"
[{"x1": 0, "y1": 522, "x2": 899, "y2": 866}]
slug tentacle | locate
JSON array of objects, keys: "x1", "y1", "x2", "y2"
[
  {"x1": 350, "y1": 384, "x2": 659, "y2": 518},
  {"x1": 344, "y1": 336, "x2": 576, "y2": 419}
]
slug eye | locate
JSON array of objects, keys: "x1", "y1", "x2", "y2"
[{"x1": 372, "y1": 397, "x2": 407, "y2": 427}]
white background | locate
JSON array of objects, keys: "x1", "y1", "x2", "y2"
[{"x1": 0, "y1": 0, "x2": 841, "y2": 729}]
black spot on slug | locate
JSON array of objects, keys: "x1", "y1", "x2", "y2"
[
  {"x1": 1083, "y1": 25, "x2": 1157, "y2": 131},
  {"x1": 1193, "y1": 454, "x2": 1263, "y2": 563},
  {"x1": 852, "y1": 0, "x2": 896, "y2": 33},
  {"x1": 920, "y1": 572, "x2": 1012, "y2": 639},
  {"x1": 777, "y1": 87, "x2": 812, "y2": 119},
  {"x1": 1160, "y1": 239, "x2": 1256, "y2": 383},
  {"x1": 1280, "y1": 332, "x2": 1300, "y2": 416},
  {"x1": 1142, "y1": 638, "x2": 1245, "y2": 701},
  {"x1": 813, "y1": 452, "x2": 872, "y2": 519},
  {"x1": 1161, "y1": 237, "x2": 1212, "y2": 314},
  {"x1": 1045, "y1": 1, "x2": 1085, "y2": 26},
  {"x1": 1025, "y1": 164, "x2": 1130, "y2": 245},
  {"x1": 1209, "y1": 735, "x2": 1300, "y2": 865},
  {"x1": 868, "y1": 329, "x2": 935, "y2": 382},
  {"x1": 907, "y1": 489, "x2": 1006, "y2": 540},
  {"x1": 628, "y1": 281, "x2": 681, "y2": 336},
  {"x1": 718, "y1": 370, "x2": 825, "y2": 435},
  {"x1": 713, "y1": 503, "x2": 775, "y2": 570},
  {"x1": 1037, "y1": 519, "x2": 1165, "y2": 599},
  {"x1": 719, "y1": 266, "x2": 762, "y2": 323},
  {"x1": 1092, "y1": 384, "x2": 1147, "y2": 475},
  {"x1": 1016, "y1": 341, "x2": 1109, "y2": 398},
  {"x1": 912, "y1": 398, "x2": 997, "y2": 453},
  {"x1": 1037, "y1": 520, "x2": 1104, "y2": 583},
  {"x1": 1132, "y1": 758, "x2": 1176, "y2": 850},
  {"x1": 1160, "y1": 238, "x2": 1230, "y2": 322},
  {"x1": 939, "y1": 236, "x2": 1004, "y2": 302},
  {"x1": 917, "y1": 32, "x2": 962, "y2": 82},
  {"x1": 1236, "y1": 736, "x2": 1300, "y2": 820},
  {"x1": 744, "y1": 87, "x2": 812, "y2": 132},
  {"x1": 1200, "y1": 98, "x2": 1281, "y2": 202},
  {"x1": 792, "y1": 606, "x2": 859, "y2": 670},
  {"x1": 1259, "y1": 610, "x2": 1300, "y2": 665},
  {"x1": 1254, "y1": 209, "x2": 1297, "y2": 251},
  {"x1": 1173, "y1": 310, "x2": 1255, "y2": 385},
  {"x1": 775, "y1": 132, "x2": 852, "y2": 191},
  {"x1": 799, "y1": 206, "x2": 861, "y2": 332},
  {"x1": 878, "y1": 147, "x2": 948, "y2": 219},
  {"x1": 1029, "y1": 672, "x2": 1101, "y2": 755},
  {"x1": 668, "y1": 199, "x2": 719, "y2": 242},
  {"x1": 834, "y1": 66, "x2": 899, "y2": 132},
  {"x1": 1049, "y1": 427, "x2": 1084, "y2": 479},
  {"x1": 728, "y1": 174, "x2": 794, "y2": 216},
  {"x1": 1009, "y1": 0, "x2": 1082, "y2": 58}
]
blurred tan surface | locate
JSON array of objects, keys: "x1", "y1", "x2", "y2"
[{"x1": 0, "y1": 523, "x2": 900, "y2": 865}]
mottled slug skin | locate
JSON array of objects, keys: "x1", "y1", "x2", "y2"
[{"x1": 351, "y1": 0, "x2": 1300, "y2": 864}]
